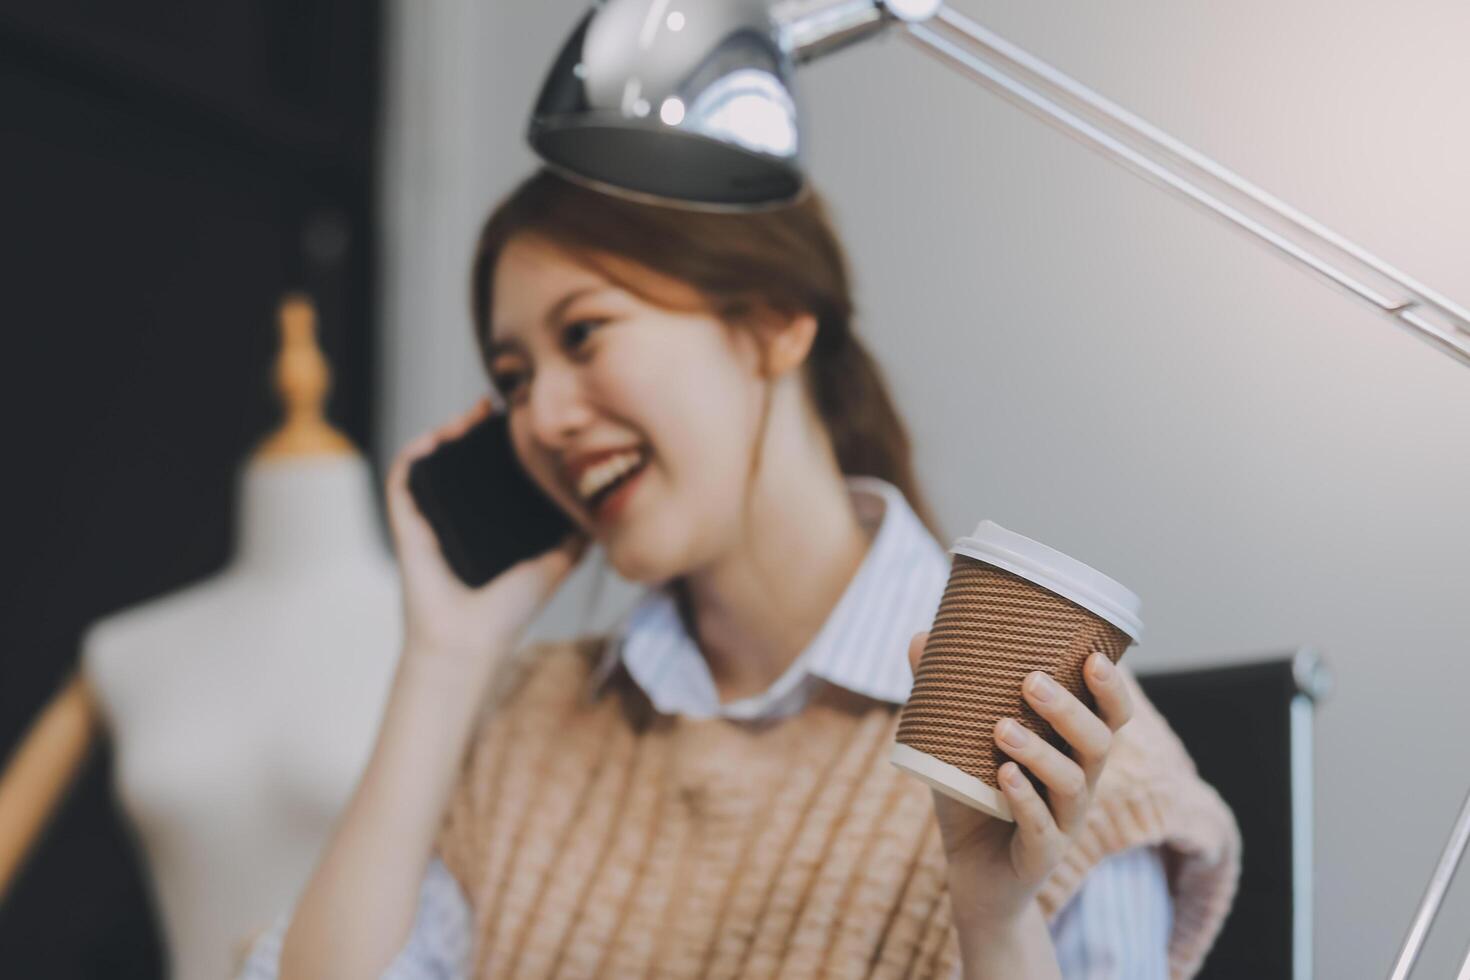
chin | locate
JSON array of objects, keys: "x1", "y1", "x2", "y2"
[
  {"x1": 600, "y1": 527, "x2": 689, "y2": 585},
  {"x1": 603, "y1": 546, "x2": 673, "y2": 585}
]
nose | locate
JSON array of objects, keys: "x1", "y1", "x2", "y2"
[{"x1": 524, "y1": 361, "x2": 594, "y2": 451}]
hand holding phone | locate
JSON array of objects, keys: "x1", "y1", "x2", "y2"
[
  {"x1": 384, "y1": 399, "x2": 586, "y2": 659},
  {"x1": 407, "y1": 409, "x2": 576, "y2": 587}
]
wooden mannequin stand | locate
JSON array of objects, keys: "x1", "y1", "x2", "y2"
[{"x1": 0, "y1": 293, "x2": 402, "y2": 979}]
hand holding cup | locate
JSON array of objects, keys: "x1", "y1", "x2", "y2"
[
  {"x1": 892, "y1": 520, "x2": 1143, "y2": 924},
  {"x1": 903, "y1": 628, "x2": 1134, "y2": 924}
]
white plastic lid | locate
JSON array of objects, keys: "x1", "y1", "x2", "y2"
[{"x1": 950, "y1": 520, "x2": 1144, "y2": 644}]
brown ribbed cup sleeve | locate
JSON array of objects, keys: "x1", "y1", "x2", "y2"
[{"x1": 896, "y1": 554, "x2": 1132, "y2": 792}]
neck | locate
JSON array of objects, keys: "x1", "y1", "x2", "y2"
[
  {"x1": 229, "y1": 454, "x2": 388, "y2": 574},
  {"x1": 679, "y1": 408, "x2": 872, "y2": 704}
]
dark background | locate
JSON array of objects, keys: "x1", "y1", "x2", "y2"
[
  {"x1": 0, "y1": 1, "x2": 382, "y2": 974},
  {"x1": 1138, "y1": 655, "x2": 1305, "y2": 979}
]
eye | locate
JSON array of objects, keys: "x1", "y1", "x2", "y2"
[
  {"x1": 561, "y1": 318, "x2": 607, "y2": 353},
  {"x1": 489, "y1": 366, "x2": 527, "y2": 400}
]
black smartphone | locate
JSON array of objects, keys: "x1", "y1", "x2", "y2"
[{"x1": 406, "y1": 410, "x2": 576, "y2": 587}]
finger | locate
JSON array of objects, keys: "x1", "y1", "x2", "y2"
[
  {"x1": 384, "y1": 432, "x2": 446, "y2": 550},
  {"x1": 997, "y1": 761, "x2": 1066, "y2": 877},
  {"x1": 445, "y1": 396, "x2": 495, "y2": 439},
  {"x1": 906, "y1": 631, "x2": 930, "y2": 677},
  {"x1": 385, "y1": 401, "x2": 488, "y2": 517},
  {"x1": 516, "y1": 530, "x2": 593, "y2": 586},
  {"x1": 545, "y1": 530, "x2": 592, "y2": 568},
  {"x1": 995, "y1": 718, "x2": 1089, "y2": 834},
  {"x1": 1083, "y1": 653, "x2": 1133, "y2": 732},
  {"x1": 1022, "y1": 671, "x2": 1113, "y2": 791},
  {"x1": 384, "y1": 434, "x2": 436, "y2": 518}
]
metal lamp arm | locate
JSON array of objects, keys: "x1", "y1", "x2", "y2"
[{"x1": 772, "y1": 0, "x2": 1470, "y2": 369}]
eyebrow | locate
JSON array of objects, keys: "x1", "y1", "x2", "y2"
[{"x1": 486, "y1": 285, "x2": 609, "y2": 359}]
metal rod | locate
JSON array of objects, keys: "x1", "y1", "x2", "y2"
[
  {"x1": 1387, "y1": 785, "x2": 1470, "y2": 980},
  {"x1": 887, "y1": 5, "x2": 1470, "y2": 369},
  {"x1": 1290, "y1": 693, "x2": 1314, "y2": 979}
]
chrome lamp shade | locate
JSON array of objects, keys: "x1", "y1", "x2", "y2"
[{"x1": 528, "y1": 0, "x2": 806, "y2": 209}]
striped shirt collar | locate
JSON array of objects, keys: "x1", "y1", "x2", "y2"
[{"x1": 587, "y1": 476, "x2": 951, "y2": 719}]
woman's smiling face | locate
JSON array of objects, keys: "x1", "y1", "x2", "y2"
[{"x1": 486, "y1": 232, "x2": 769, "y2": 583}]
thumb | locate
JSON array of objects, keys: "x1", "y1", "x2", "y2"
[
  {"x1": 906, "y1": 631, "x2": 930, "y2": 677},
  {"x1": 539, "y1": 530, "x2": 592, "y2": 579},
  {"x1": 514, "y1": 530, "x2": 591, "y2": 586}
]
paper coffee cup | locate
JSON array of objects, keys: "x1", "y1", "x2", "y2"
[{"x1": 891, "y1": 520, "x2": 1143, "y2": 821}]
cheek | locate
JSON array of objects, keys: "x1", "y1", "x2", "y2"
[
  {"x1": 585, "y1": 320, "x2": 768, "y2": 572},
  {"x1": 600, "y1": 340, "x2": 756, "y2": 486},
  {"x1": 630, "y1": 374, "x2": 763, "y2": 557}
]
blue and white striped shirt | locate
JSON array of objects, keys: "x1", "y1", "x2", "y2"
[{"x1": 240, "y1": 475, "x2": 1171, "y2": 979}]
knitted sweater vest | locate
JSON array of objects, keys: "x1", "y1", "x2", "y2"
[{"x1": 436, "y1": 638, "x2": 1241, "y2": 979}]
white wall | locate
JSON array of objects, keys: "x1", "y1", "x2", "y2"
[{"x1": 378, "y1": 2, "x2": 1470, "y2": 975}]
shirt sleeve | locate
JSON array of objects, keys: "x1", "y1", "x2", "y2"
[
  {"x1": 1048, "y1": 844, "x2": 1173, "y2": 979},
  {"x1": 235, "y1": 855, "x2": 473, "y2": 980}
]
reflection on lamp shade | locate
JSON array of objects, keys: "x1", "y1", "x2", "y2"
[{"x1": 527, "y1": 0, "x2": 805, "y2": 209}]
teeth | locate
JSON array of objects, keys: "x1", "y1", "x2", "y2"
[{"x1": 576, "y1": 450, "x2": 646, "y2": 501}]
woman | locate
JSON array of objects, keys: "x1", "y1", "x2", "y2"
[{"x1": 241, "y1": 169, "x2": 1239, "y2": 979}]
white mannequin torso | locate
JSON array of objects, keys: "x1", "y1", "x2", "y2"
[{"x1": 82, "y1": 454, "x2": 402, "y2": 980}]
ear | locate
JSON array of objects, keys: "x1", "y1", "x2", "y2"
[{"x1": 754, "y1": 310, "x2": 819, "y2": 379}]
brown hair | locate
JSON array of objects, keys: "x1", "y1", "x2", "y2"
[{"x1": 468, "y1": 167, "x2": 943, "y2": 545}]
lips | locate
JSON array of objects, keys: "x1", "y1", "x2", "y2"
[
  {"x1": 565, "y1": 445, "x2": 639, "y2": 487},
  {"x1": 560, "y1": 443, "x2": 653, "y2": 521},
  {"x1": 585, "y1": 454, "x2": 649, "y2": 518}
]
